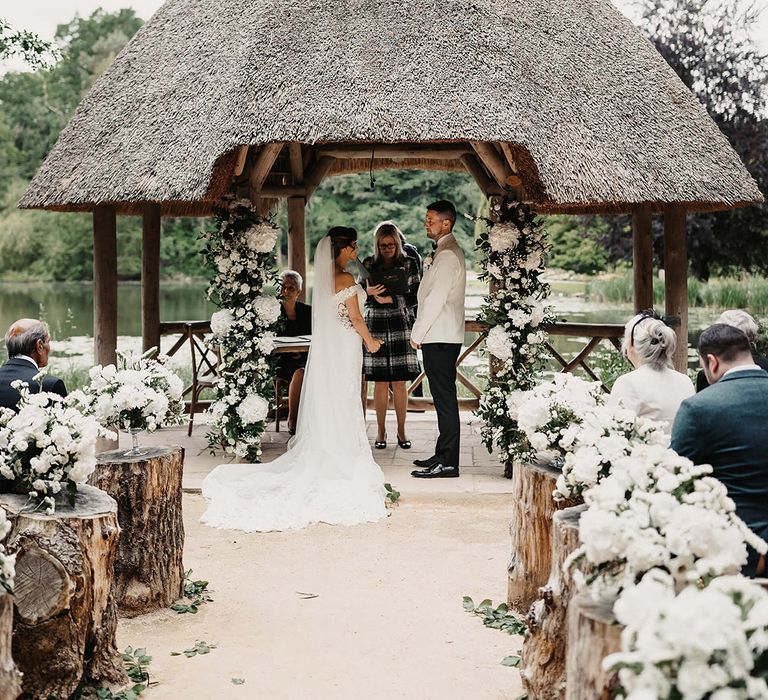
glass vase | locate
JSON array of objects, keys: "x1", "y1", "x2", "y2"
[{"x1": 123, "y1": 426, "x2": 146, "y2": 458}]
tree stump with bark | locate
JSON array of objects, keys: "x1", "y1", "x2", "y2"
[
  {"x1": 0, "y1": 593, "x2": 21, "y2": 700},
  {"x1": 508, "y1": 460, "x2": 572, "y2": 612},
  {"x1": 565, "y1": 593, "x2": 622, "y2": 700},
  {"x1": 0, "y1": 485, "x2": 125, "y2": 699},
  {"x1": 521, "y1": 504, "x2": 586, "y2": 700},
  {"x1": 92, "y1": 446, "x2": 185, "y2": 616}
]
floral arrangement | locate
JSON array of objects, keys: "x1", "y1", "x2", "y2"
[
  {"x1": 605, "y1": 570, "x2": 768, "y2": 699},
  {"x1": 77, "y1": 349, "x2": 185, "y2": 433},
  {"x1": 203, "y1": 197, "x2": 280, "y2": 460},
  {"x1": 0, "y1": 508, "x2": 14, "y2": 595},
  {"x1": 0, "y1": 383, "x2": 114, "y2": 513},
  {"x1": 509, "y1": 373, "x2": 605, "y2": 464},
  {"x1": 553, "y1": 404, "x2": 669, "y2": 502},
  {"x1": 475, "y1": 197, "x2": 555, "y2": 477},
  {"x1": 568, "y1": 444, "x2": 767, "y2": 599}
]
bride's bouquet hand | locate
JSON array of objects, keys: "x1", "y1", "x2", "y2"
[{"x1": 366, "y1": 337, "x2": 384, "y2": 354}]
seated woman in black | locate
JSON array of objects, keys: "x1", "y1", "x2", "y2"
[{"x1": 277, "y1": 270, "x2": 312, "y2": 434}]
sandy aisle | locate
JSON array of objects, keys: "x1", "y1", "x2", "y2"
[{"x1": 118, "y1": 492, "x2": 524, "y2": 700}]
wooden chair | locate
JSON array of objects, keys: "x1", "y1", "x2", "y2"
[{"x1": 187, "y1": 323, "x2": 220, "y2": 436}]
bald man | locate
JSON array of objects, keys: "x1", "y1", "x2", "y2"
[{"x1": 0, "y1": 319, "x2": 66, "y2": 410}]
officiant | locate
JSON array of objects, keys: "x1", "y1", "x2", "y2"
[
  {"x1": 363, "y1": 222, "x2": 421, "y2": 450},
  {"x1": 277, "y1": 270, "x2": 312, "y2": 435}
]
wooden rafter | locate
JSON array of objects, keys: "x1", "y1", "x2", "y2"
[
  {"x1": 233, "y1": 145, "x2": 249, "y2": 177},
  {"x1": 317, "y1": 143, "x2": 471, "y2": 160},
  {"x1": 304, "y1": 154, "x2": 335, "y2": 199},
  {"x1": 249, "y1": 143, "x2": 284, "y2": 194},
  {"x1": 471, "y1": 141, "x2": 511, "y2": 189},
  {"x1": 288, "y1": 143, "x2": 304, "y2": 184},
  {"x1": 460, "y1": 154, "x2": 502, "y2": 197}
]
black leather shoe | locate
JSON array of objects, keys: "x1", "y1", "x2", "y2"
[
  {"x1": 412, "y1": 456, "x2": 438, "y2": 469},
  {"x1": 411, "y1": 463, "x2": 460, "y2": 479},
  {"x1": 374, "y1": 436, "x2": 387, "y2": 449},
  {"x1": 397, "y1": 436, "x2": 411, "y2": 449}
]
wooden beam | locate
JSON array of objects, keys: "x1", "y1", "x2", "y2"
[
  {"x1": 632, "y1": 204, "x2": 654, "y2": 313},
  {"x1": 260, "y1": 185, "x2": 308, "y2": 197},
  {"x1": 460, "y1": 154, "x2": 502, "y2": 197},
  {"x1": 287, "y1": 197, "x2": 307, "y2": 302},
  {"x1": 141, "y1": 204, "x2": 161, "y2": 353},
  {"x1": 664, "y1": 205, "x2": 689, "y2": 372},
  {"x1": 93, "y1": 206, "x2": 118, "y2": 367},
  {"x1": 471, "y1": 141, "x2": 511, "y2": 189},
  {"x1": 249, "y1": 143, "x2": 283, "y2": 195},
  {"x1": 233, "y1": 145, "x2": 249, "y2": 177},
  {"x1": 289, "y1": 143, "x2": 304, "y2": 184},
  {"x1": 317, "y1": 144, "x2": 471, "y2": 160},
  {"x1": 304, "y1": 155, "x2": 335, "y2": 200},
  {"x1": 499, "y1": 142, "x2": 518, "y2": 172}
]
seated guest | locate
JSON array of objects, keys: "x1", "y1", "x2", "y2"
[
  {"x1": 277, "y1": 270, "x2": 311, "y2": 435},
  {"x1": 609, "y1": 310, "x2": 693, "y2": 425},
  {"x1": 0, "y1": 318, "x2": 66, "y2": 410},
  {"x1": 671, "y1": 324, "x2": 768, "y2": 576},
  {"x1": 696, "y1": 309, "x2": 768, "y2": 391}
]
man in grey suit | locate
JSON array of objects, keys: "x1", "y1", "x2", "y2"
[
  {"x1": 671, "y1": 323, "x2": 768, "y2": 576},
  {"x1": 0, "y1": 319, "x2": 67, "y2": 410}
]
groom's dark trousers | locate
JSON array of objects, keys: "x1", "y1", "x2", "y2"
[{"x1": 422, "y1": 342, "x2": 461, "y2": 467}]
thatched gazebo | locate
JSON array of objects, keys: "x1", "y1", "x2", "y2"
[{"x1": 19, "y1": 0, "x2": 763, "y2": 371}]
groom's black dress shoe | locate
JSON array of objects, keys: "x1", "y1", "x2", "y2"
[
  {"x1": 411, "y1": 463, "x2": 460, "y2": 479},
  {"x1": 412, "y1": 456, "x2": 438, "y2": 469}
]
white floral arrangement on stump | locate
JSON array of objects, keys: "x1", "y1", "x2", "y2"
[
  {"x1": 0, "y1": 383, "x2": 114, "y2": 513},
  {"x1": 605, "y1": 570, "x2": 768, "y2": 700},
  {"x1": 553, "y1": 404, "x2": 670, "y2": 502},
  {"x1": 567, "y1": 444, "x2": 767, "y2": 599},
  {"x1": 0, "y1": 508, "x2": 14, "y2": 594},
  {"x1": 76, "y1": 349, "x2": 185, "y2": 432},
  {"x1": 509, "y1": 373, "x2": 605, "y2": 464},
  {"x1": 475, "y1": 197, "x2": 555, "y2": 477},
  {"x1": 204, "y1": 197, "x2": 280, "y2": 460}
]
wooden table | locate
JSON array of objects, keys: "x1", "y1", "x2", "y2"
[{"x1": 273, "y1": 336, "x2": 311, "y2": 354}]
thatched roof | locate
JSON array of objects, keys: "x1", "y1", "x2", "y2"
[{"x1": 19, "y1": 0, "x2": 763, "y2": 216}]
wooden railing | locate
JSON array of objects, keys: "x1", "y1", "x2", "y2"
[{"x1": 160, "y1": 319, "x2": 626, "y2": 414}]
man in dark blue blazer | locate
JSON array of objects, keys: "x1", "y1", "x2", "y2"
[
  {"x1": 671, "y1": 323, "x2": 768, "y2": 577},
  {"x1": 0, "y1": 319, "x2": 67, "y2": 410}
]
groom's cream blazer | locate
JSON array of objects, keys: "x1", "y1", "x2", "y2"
[{"x1": 411, "y1": 233, "x2": 466, "y2": 345}]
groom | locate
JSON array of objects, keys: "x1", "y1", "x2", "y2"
[{"x1": 409, "y1": 200, "x2": 466, "y2": 478}]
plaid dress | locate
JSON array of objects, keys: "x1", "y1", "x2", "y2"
[{"x1": 362, "y1": 255, "x2": 421, "y2": 381}]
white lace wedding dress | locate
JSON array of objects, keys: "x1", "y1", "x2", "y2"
[{"x1": 201, "y1": 237, "x2": 387, "y2": 532}]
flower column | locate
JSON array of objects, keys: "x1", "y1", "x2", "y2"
[{"x1": 205, "y1": 198, "x2": 281, "y2": 461}]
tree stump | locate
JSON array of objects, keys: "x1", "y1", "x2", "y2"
[
  {"x1": 92, "y1": 446, "x2": 185, "y2": 616},
  {"x1": 0, "y1": 593, "x2": 21, "y2": 700},
  {"x1": 565, "y1": 593, "x2": 622, "y2": 700},
  {"x1": 521, "y1": 504, "x2": 587, "y2": 700},
  {"x1": 508, "y1": 460, "x2": 570, "y2": 612},
  {"x1": 0, "y1": 485, "x2": 125, "y2": 699}
]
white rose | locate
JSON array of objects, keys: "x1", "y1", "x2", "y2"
[
  {"x1": 211, "y1": 309, "x2": 235, "y2": 338},
  {"x1": 236, "y1": 395, "x2": 269, "y2": 425}
]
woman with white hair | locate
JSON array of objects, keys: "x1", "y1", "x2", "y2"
[
  {"x1": 609, "y1": 310, "x2": 694, "y2": 425},
  {"x1": 696, "y1": 309, "x2": 768, "y2": 391}
]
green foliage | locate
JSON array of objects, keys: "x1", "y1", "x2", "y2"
[
  {"x1": 82, "y1": 646, "x2": 152, "y2": 699},
  {"x1": 462, "y1": 596, "x2": 527, "y2": 636},
  {"x1": 171, "y1": 569, "x2": 213, "y2": 614},
  {"x1": 0, "y1": 19, "x2": 58, "y2": 67},
  {"x1": 384, "y1": 482, "x2": 400, "y2": 506},
  {"x1": 547, "y1": 215, "x2": 609, "y2": 274},
  {"x1": 501, "y1": 655, "x2": 522, "y2": 667},
  {"x1": 171, "y1": 640, "x2": 217, "y2": 658}
]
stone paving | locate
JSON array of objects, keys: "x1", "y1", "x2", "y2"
[{"x1": 141, "y1": 411, "x2": 513, "y2": 496}]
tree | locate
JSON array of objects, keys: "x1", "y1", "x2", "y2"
[
  {"x1": 597, "y1": 0, "x2": 768, "y2": 279},
  {"x1": 0, "y1": 19, "x2": 57, "y2": 67}
]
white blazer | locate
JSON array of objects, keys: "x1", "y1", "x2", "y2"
[
  {"x1": 411, "y1": 234, "x2": 466, "y2": 345},
  {"x1": 608, "y1": 363, "x2": 694, "y2": 426}
]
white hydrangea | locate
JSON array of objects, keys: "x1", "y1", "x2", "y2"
[
  {"x1": 211, "y1": 309, "x2": 235, "y2": 337},
  {"x1": 244, "y1": 223, "x2": 279, "y2": 253},
  {"x1": 236, "y1": 394, "x2": 269, "y2": 425},
  {"x1": 486, "y1": 326, "x2": 514, "y2": 361},
  {"x1": 488, "y1": 222, "x2": 520, "y2": 252},
  {"x1": 252, "y1": 295, "x2": 281, "y2": 325}
]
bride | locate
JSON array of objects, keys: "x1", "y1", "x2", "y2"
[{"x1": 201, "y1": 226, "x2": 388, "y2": 532}]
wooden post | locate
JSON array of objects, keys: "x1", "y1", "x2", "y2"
[
  {"x1": 2, "y1": 486, "x2": 125, "y2": 698},
  {"x1": 0, "y1": 594, "x2": 21, "y2": 699},
  {"x1": 93, "y1": 206, "x2": 118, "y2": 367},
  {"x1": 142, "y1": 204, "x2": 161, "y2": 353},
  {"x1": 663, "y1": 205, "x2": 689, "y2": 372},
  {"x1": 287, "y1": 197, "x2": 307, "y2": 301},
  {"x1": 632, "y1": 204, "x2": 653, "y2": 313}
]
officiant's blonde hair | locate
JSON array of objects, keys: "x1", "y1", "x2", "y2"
[{"x1": 372, "y1": 222, "x2": 405, "y2": 266}]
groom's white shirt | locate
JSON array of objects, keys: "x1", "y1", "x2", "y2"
[{"x1": 411, "y1": 233, "x2": 466, "y2": 345}]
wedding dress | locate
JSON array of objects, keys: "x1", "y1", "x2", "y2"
[{"x1": 201, "y1": 236, "x2": 388, "y2": 532}]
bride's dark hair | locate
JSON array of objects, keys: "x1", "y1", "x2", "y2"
[{"x1": 327, "y1": 226, "x2": 357, "y2": 258}]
